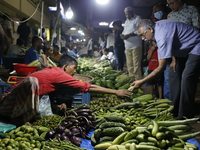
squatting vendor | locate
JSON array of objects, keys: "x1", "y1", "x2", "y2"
[{"x1": 0, "y1": 54, "x2": 132, "y2": 126}]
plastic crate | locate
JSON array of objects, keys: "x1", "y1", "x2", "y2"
[
  {"x1": 72, "y1": 93, "x2": 91, "y2": 107},
  {"x1": 0, "y1": 82, "x2": 11, "y2": 95}
]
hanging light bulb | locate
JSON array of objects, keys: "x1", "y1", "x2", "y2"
[
  {"x1": 66, "y1": 7, "x2": 73, "y2": 19},
  {"x1": 96, "y1": 0, "x2": 109, "y2": 4}
]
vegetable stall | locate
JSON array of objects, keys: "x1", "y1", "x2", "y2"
[{"x1": 0, "y1": 57, "x2": 200, "y2": 150}]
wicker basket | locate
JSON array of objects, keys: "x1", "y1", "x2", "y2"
[{"x1": 73, "y1": 74, "x2": 94, "y2": 83}]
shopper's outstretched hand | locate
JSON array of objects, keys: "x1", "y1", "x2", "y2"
[{"x1": 130, "y1": 80, "x2": 143, "y2": 90}]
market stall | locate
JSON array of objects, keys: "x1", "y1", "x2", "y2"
[{"x1": 0, "y1": 57, "x2": 200, "y2": 150}]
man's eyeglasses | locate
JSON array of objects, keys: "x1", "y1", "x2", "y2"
[
  {"x1": 166, "y1": 0, "x2": 177, "y2": 7},
  {"x1": 139, "y1": 30, "x2": 147, "y2": 38}
]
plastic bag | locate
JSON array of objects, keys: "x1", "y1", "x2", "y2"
[
  {"x1": 38, "y1": 95, "x2": 53, "y2": 118},
  {"x1": 0, "y1": 122, "x2": 16, "y2": 135}
]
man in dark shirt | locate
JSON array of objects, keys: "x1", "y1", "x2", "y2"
[{"x1": 17, "y1": 18, "x2": 31, "y2": 47}]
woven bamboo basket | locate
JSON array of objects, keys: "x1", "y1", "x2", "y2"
[{"x1": 73, "y1": 74, "x2": 94, "y2": 83}]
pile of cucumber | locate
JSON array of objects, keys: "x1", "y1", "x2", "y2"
[{"x1": 94, "y1": 119, "x2": 200, "y2": 150}]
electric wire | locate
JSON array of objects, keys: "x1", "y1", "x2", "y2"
[{"x1": 0, "y1": 0, "x2": 42, "y2": 24}]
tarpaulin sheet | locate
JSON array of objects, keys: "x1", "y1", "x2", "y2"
[{"x1": 80, "y1": 130, "x2": 94, "y2": 150}]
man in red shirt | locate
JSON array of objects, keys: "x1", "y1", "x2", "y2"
[{"x1": 0, "y1": 54, "x2": 132, "y2": 125}]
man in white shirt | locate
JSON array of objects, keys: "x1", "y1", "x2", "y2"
[
  {"x1": 121, "y1": 6, "x2": 142, "y2": 80},
  {"x1": 106, "y1": 29, "x2": 115, "y2": 52},
  {"x1": 94, "y1": 48, "x2": 116, "y2": 69}
]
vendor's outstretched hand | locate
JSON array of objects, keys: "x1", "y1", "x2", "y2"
[
  {"x1": 131, "y1": 80, "x2": 143, "y2": 90},
  {"x1": 116, "y1": 89, "x2": 132, "y2": 97}
]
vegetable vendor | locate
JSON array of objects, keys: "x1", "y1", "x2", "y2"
[
  {"x1": 0, "y1": 54, "x2": 132, "y2": 126},
  {"x1": 131, "y1": 19, "x2": 200, "y2": 119}
]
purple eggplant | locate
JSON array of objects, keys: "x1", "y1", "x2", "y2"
[
  {"x1": 64, "y1": 115, "x2": 76, "y2": 119},
  {"x1": 55, "y1": 126, "x2": 65, "y2": 134},
  {"x1": 46, "y1": 130, "x2": 55, "y2": 139},
  {"x1": 76, "y1": 104, "x2": 90, "y2": 110},
  {"x1": 78, "y1": 112, "x2": 89, "y2": 117},
  {"x1": 60, "y1": 133, "x2": 69, "y2": 141},
  {"x1": 74, "y1": 109, "x2": 92, "y2": 113},
  {"x1": 70, "y1": 127, "x2": 80, "y2": 135},
  {"x1": 64, "y1": 129, "x2": 73, "y2": 138},
  {"x1": 55, "y1": 133, "x2": 61, "y2": 138},
  {"x1": 70, "y1": 136, "x2": 82, "y2": 146}
]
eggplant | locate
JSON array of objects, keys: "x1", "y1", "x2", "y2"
[
  {"x1": 62, "y1": 122, "x2": 73, "y2": 128},
  {"x1": 55, "y1": 126, "x2": 65, "y2": 134},
  {"x1": 74, "y1": 109, "x2": 92, "y2": 113},
  {"x1": 78, "y1": 112, "x2": 89, "y2": 117},
  {"x1": 60, "y1": 133, "x2": 69, "y2": 141},
  {"x1": 76, "y1": 104, "x2": 90, "y2": 110},
  {"x1": 64, "y1": 115, "x2": 76, "y2": 119},
  {"x1": 70, "y1": 136, "x2": 82, "y2": 146},
  {"x1": 55, "y1": 133, "x2": 61, "y2": 138},
  {"x1": 81, "y1": 116, "x2": 89, "y2": 126},
  {"x1": 46, "y1": 130, "x2": 55, "y2": 139},
  {"x1": 64, "y1": 118, "x2": 78, "y2": 122},
  {"x1": 79, "y1": 127, "x2": 91, "y2": 140},
  {"x1": 73, "y1": 122, "x2": 79, "y2": 126},
  {"x1": 64, "y1": 129, "x2": 72, "y2": 138},
  {"x1": 70, "y1": 127, "x2": 80, "y2": 135},
  {"x1": 79, "y1": 121, "x2": 86, "y2": 125},
  {"x1": 87, "y1": 115, "x2": 93, "y2": 120},
  {"x1": 70, "y1": 110, "x2": 78, "y2": 117}
]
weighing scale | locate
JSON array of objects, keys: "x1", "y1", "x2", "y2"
[
  {"x1": 7, "y1": 76, "x2": 26, "y2": 84},
  {"x1": 7, "y1": 70, "x2": 26, "y2": 84}
]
